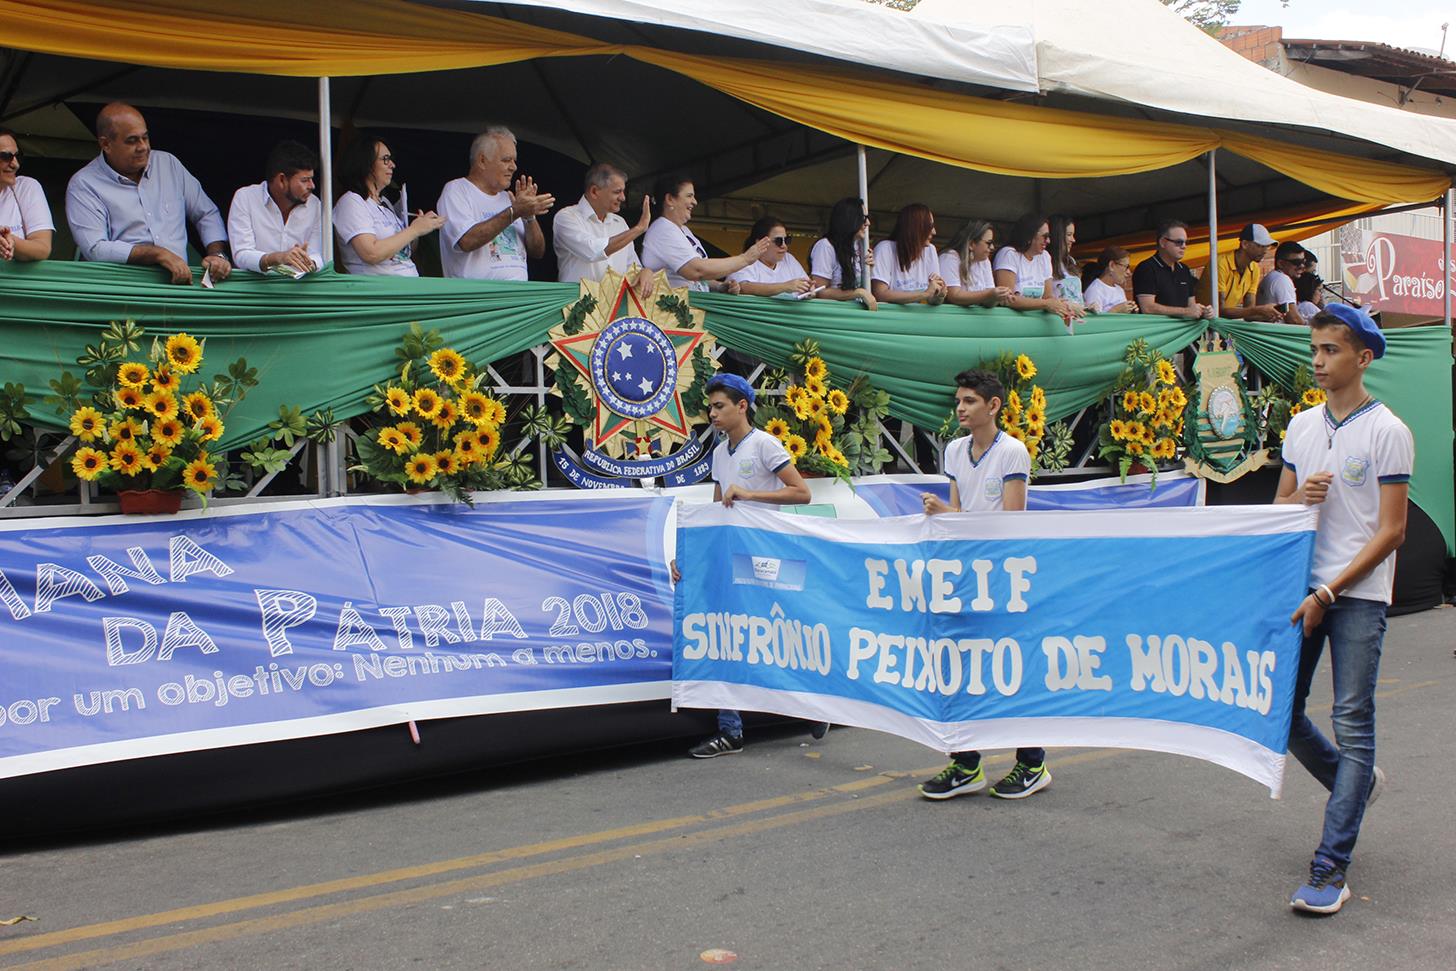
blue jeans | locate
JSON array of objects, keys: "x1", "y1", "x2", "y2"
[
  {"x1": 718, "y1": 709, "x2": 743, "y2": 738},
  {"x1": 1287, "y1": 594, "x2": 1387, "y2": 870}
]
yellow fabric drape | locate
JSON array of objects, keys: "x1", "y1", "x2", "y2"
[{"x1": 6, "y1": 0, "x2": 1452, "y2": 203}]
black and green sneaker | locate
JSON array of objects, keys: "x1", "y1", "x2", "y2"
[
  {"x1": 918, "y1": 761, "x2": 986, "y2": 800},
  {"x1": 989, "y1": 761, "x2": 1051, "y2": 799}
]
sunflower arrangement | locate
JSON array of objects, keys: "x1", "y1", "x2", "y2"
[
  {"x1": 1249, "y1": 364, "x2": 1321, "y2": 446},
  {"x1": 352, "y1": 325, "x2": 561, "y2": 502},
  {"x1": 1097, "y1": 339, "x2": 1190, "y2": 484},
  {"x1": 751, "y1": 338, "x2": 892, "y2": 481},
  {"x1": 939, "y1": 352, "x2": 1071, "y2": 476},
  {"x1": 52, "y1": 322, "x2": 257, "y2": 505}
]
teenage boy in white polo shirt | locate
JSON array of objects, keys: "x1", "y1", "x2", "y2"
[
  {"x1": 1276, "y1": 304, "x2": 1412, "y2": 915},
  {"x1": 917, "y1": 369, "x2": 1050, "y2": 800},
  {"x1": 677, "y1": 374, "x2": 815, "y2": 758}
]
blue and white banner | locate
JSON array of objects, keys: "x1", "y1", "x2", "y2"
[
  {"x1": 0, "y1": 493, "x2": 675, "y2": 779},
  {"x1": 672, "y1": 504, "x2": 1316, "y2": 795},
  {"x1": 853, "y1": 471, "x2": 1204, "y2": 518}
]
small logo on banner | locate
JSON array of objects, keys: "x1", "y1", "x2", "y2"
[{"x1": 731, "y1": 553, "x2": 806, "y2": 591}]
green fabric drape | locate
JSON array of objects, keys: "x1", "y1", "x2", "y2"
[
  {"x1": 1, "y1": 261, "x2": 1449, "y2": 552},
  {"x1": 1220, "y1": 319, "x2": 1454, "y2": 554}
]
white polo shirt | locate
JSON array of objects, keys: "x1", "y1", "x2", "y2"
[
  {"x1": 938, "y1": 251, "x2": 994, "y2": 291},
  {"x1": 944, "y1": 431, "x2": 1031, "y2": 513},
  {"x1": 642, "y1": 217, "x2": 709, "y2": 292},
  {"x1": 0, "y1": 176, "x2": 54, "y2": 239},
  {"x1": 1257, "y1": 268, "x2": 1297, "y2": 308},
  {"x1": 226, "y1": 181, "x2": 323, "y2": 274},
  {"x1": 333, "y1": 191, "x2": 417, "y2": 277},
  {"x1": 809, "y1": 237, "x2": 862, "y2": 289},
  {"x1": 1281, "y1": 400, "x2": 1414, "y2": 604},
  {"x1": 992, "y1": 247, "x2": 1053, "y2": 297},
  {"x1": 1084, "y1": 277, "x2": 1127, "y2": 313},
  {"x1": 870, "y1": 240, "x2": 938, "y2": 292},
  {"x1": 728, "y1": 252, "x2": 807, "y2": 285},
  {"x1": 438, "y1": 177, "x2": 528, "y2": 281},
  {"x1": 553, "y1": 195, "x2": 641, "y2": 283},
  {"x1": 712, "y1": 428, "x2": 793, "y2": 510}
]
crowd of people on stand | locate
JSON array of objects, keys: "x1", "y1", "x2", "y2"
[{"x1": 1, "y1": 105, "x2": 1336, "y2": 324}]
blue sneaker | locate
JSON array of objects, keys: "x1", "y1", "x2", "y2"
[{"x1": 1290, "y1": 857, "x2": 1351, "y2": 914}]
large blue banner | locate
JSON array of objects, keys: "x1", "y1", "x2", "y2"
[
  {"x1": 0, "y1": 493, "x2": 675, "y2": 779},
  {"x1": 672, "y1": 504, "x2": 1317, "y2": 795}
]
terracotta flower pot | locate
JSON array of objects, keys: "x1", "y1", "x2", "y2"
[
  {"x1": 117, "y1": 489, "x2": 184, "y2": 515},
  {"x1": 1128, "y1": 462, "x2": 1151, "y2": 475}
]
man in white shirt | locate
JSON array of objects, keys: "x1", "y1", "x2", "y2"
[
  {"x1": 1256, "y1": 241, "x2": 1307, "y2": 325},
  {"x1": 226, "y1": 140, "x2": 323, "y2": 275},
  {"x1": 552, "y1": 163, "x2": 653, "y2": 296},
  {"x1": 438, "y1": 126, "x2": 554, "y2": 281}
]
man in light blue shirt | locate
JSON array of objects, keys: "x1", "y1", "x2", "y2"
[{"x1": 65, "y1": 102, "x2": 230, "y2": 285}]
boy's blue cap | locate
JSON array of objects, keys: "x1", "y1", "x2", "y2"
[
  {"x1": 1321, "y1": 303, "x2": 1385, "y2": 359},
  {"x1": 706, "y1": 373, "x2": 755, "y2": 407}
]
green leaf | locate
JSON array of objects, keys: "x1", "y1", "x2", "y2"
[
  {"x1": 306, "y1": 408, "x2": 339, "y2": 445},
  {"x1": 269, "y1": 404, "x2": 308, "y2": 446}
]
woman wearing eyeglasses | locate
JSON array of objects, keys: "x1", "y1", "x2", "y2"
[
  {"x1": 809, "y1": 197, "x2": 877, "y2": 310},
  {"x1": 992, "y1": 213, "x2": 1079, "y2": 323},
  {"x1": 332, "y1": 132, "x2": 443, "y2": 276},
  {"x1": 1080, "y1": 246, "x2": 1138, "y2": 313},
  {"x1": 642, "y1": 175, "x2": 771, "y2": 293},
  {"x1": 0, "y1": 128, "x2": 54, "y2": 262},
  {"x1": 726, "y1": 215, "x2": 813, "y2": 297},
  {"x1": 870, "y1": 203, "x2": 946, "y2": 305}
]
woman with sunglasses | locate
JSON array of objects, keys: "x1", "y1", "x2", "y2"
[
  {"x1": 332, "y1": 132, "x2": 444, "y2": 276},
  {"x1": 939, "y1": 219, "x2": 1012, "y2": 308},
  {"x1": 992, "y1": 213, "x2": 1079, "y2": 322},
  {"x1": 1080, "y1": 246, "x2": 1138, "y2": 313},
  {"x1": 0, "y1": 127, "x2": 54, "y2": 262},
  {"x1": 870, "y1": 203, "x2": 946, "y2": 305},
  {"x1": 809, "y1": 196, "x2": 877, "y2": 310},
  {"x1": 726, "y1": 215, "x2": 813, "y2": 297},
  {"x1": 642, "y1": 175, "x2": 771, "y2": 293}
]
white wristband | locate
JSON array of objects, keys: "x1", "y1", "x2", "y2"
[{"x1": 1318, "y1": 584, "x2": 1336, "y2": 606}]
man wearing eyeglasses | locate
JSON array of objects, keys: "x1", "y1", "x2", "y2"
[
  {"x1": 1132, "y1": 220, "x2": 1213, "y2": 319},
  {"x1": 1257, "y1": 241, "x2": 1309, "y2": 326},
  {"x1": 65, "y1": 102, "x2": 229, "y2": 286}
]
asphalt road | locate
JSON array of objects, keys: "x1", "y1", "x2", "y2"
[{"x1": 1, "y1": 607, "x2": 1452, "y2": 971}]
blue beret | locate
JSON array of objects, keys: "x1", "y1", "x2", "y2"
[
  {"x1": 1320, "y1": 302, "x2": 1385, "y2": 359},
  {"x1": 705, "y1": 373, "x2": 755, "y2": 407}
]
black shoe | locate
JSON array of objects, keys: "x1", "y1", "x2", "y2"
[
  {"x1": 989, "y1": 761, "x2": 1051, "y2": 799},
  {"x1": 810, "y1": 721, "x2": 830, "y2": 740},
  {"x1": 918, "y1": 761, "x2": 986, "y2": 800},
  {"x1": 689, "y1": 733, "x2": 744, "y2": 759}
]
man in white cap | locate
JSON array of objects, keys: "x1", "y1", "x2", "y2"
[{"x1": 1195, "y1": 223, "x2": 1281, "y2": 321}]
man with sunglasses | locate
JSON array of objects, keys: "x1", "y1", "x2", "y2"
[
  {"x1": 1132, "y1": 219, "x2": 1213, "y2": 319},
  {"x1": 1257, "y1": 241, "x2": 1309, "y2": 325}
]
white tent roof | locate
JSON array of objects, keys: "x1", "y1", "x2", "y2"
[{"x1": 911, "y1": 0, "x2": 1456, "y2": 167}]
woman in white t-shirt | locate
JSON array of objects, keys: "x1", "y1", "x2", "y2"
[
  {"x1": 870, "y1": 203, "x2": 947, "y2": 305},
  {"x1": 0, "y1": 128, "x2": 53, "y2": 262},
  {"x1": 641, "y1": 175, "x2": 771, "y2": 293},
  {"x1": 1079, "y1": 246, "x2": 1137, "y2": 313},
  {"x1": 727, "y1": 215, "x2": 813, "y2": 297},
  {"x1": 1047, "y1": 215, "x2": 1087, "y2": 311},
  {"x1": 992, "y1": 213, "x2": 1078, "y2": 322},
  {"x1": 332, "y1": 134, "x2": 444, "y2": 276},
  {"x1": 809, "y1": 196, "x2": 877, "y2": 310},
  {"x1": 939, "y1": 219, "x2": 1012, "y2": 308}
]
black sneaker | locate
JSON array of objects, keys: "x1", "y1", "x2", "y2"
[
  {"x1": 810, "y1": 721, "x2": 831, "y2": 740},
  {"x1": 689, "y1": 733, "x2": 744, "y2": 759},
  {"x1": 989, "y1": 761, "x2": 1051, "y2": 799},
  {"x1": 918, "y1": 761, "x2": 986, "y2": 800}
]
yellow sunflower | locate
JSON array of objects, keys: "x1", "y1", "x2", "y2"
[
  {"x1": 71, "y1": 447, "x2": 109, "y2": 481},
  {"x1": 478, "y1": 424, "x2": 501, "y2": 458},
  {"x1": 69, "y1": 406, "x2": 105, "y2": 442},
  {"x1": 1155, "y1": 359, "x2": 1177, "y2": 386},
  {"x1": 1003, "y1": 424, "x2": 1026, "y2": 442},
  {"x1": 385, "y1": 386, "x2": 412, "y2": 416},
  {"x1": 826, "y1": 446, "x2": 848, "y2": 467},
  {"x1": 146, "y1": 390, "x2": 179, "y2": 420},
  {"x1": 395, "y1": 422, "x2": 424, "y2": 449},
  {"x1": 1153, "y1": 437, "x2": 1177, "y2": 460},
  {"x1": 784, "y1": 385, "x2": 807, "y2": 408},
  {"x1": 1302, "y1": 388, "x2": 1326, "y2": 407},
  {"x1": 792, "y1": 400, "x2": 814, "y2": 422},
  {"x1": 1157, "y1": 389, "x2": 1174, "y2": 409},
  {"x1": 1026, "y1": 417, "x2": 1046, "y2": 439},
  {"x1": 805, "y1": 375, "x2": 828, "y2": 398},
  {"x1": 1030, "y1": 387, "x2": 1047, "y2": 411},
  {"x1": 805, "y1": 396, "x2": 827, "y2": 419},
  {"x1": 1016, "y1": 354, "x2": 1037, "y2": 381},
  {"x1": 460, "y1": 391, "x2": 491, "y2": 426},
  {"x1": 1290, "y1": 403, "x2": 1302, "y2": 416},
  {"x1": 764, "y1": 418, "x2": 791, "y2": 440},
  {"x1": 803, "y1": 357, "x2": 827, "y2": 381},
  {"x1": 1126, "y1": 421, "x2": 1147, "y2": 443},
  {"x1": 378, "y1": 427, "x2": 410, "y2": 455},
  {"x1": 1169, "y1": 388, "x2": 1188, "y2": 410},
  {"x1": 1004, "y1": 391, "x2": 1022, "y2": 419},
  {"x1": 1109, "y1": 419, "x2": 1128, "y2": 441},
  {"x1": 783, "y1": 434, "x2": 807, "y2": 461},
  {"x1": 110, "y1": 441, "x2": 145, "y2": 477},
  {"x1": 195, "y1": 415, "x2": 224, "y2": 442},
  {"x1": 433, "y1": 450, "x2": 459, "y2": 476},
  {"x1": 452, "y1": 429, "x2": 484, "y2": 463},
  {"x1": 405, "y1": 454, "x2": 438, "y2": 485},
  {"x1": 482, "y1": 397, "x2": 507, "y2": 427},
  {"x1": 152, "y1": 417, "x2": 184, "y2": 447},
  {"x1": 428, "y1": 348, "x2": 468, "y2": 385},
  {"x1": 151, "y1": 368, "x2": 179, "y2": 394},
  {"x1": 164, "y1": 333, "x2": 203, "y2": 374},
  {"x1": 814, "y1": 426, "x2": 834, "y2": 450},
  {"x1": 115, "y1": 386, "x2": 145, "y2": 411},
  {"x1": 1025, "y1": 404, "x2": 1045, "y2": 424},
  {"x1": 412, "y1": 387, "x2": 443, "y2": 419},
  {"x1": 182, "y1": 391, "x2": 215, "y2": 422},
  {"x1": 117, "y1": 362, "x2": 151, "y2": 388},
  {"x1": 826, "y1": 389, "x2": 849, "y2": 415},
  {"x1": 431, "y1": 399, "x2": 459, "y2": 430},
  {"x1": 1120, "y1": 390, "x2": 1140, "y2": 413},
  {"x1": 110, "y1": 417, "x2": 145, "y2": 443},
  {"x1": 144, "y1": 443, "x2": 173, "y2": 469},
  {"x1": 182, "y1": 457, "x2": 218, "y2": 493},
  {"x1": 1138, "y1": 391, "x2": 1156, "y2": 413},
  {"x1": 1140, "y1": 424, "x2": 1156, "y2": 446}
]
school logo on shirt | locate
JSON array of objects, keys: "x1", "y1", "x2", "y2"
[
  {"x1": 547, "y1": 268, "x2": 719, "y2": 489},
  {"x1": 738, "y1": 457, "x2": 757, "y2": 477},
  {"x1": 1341, "y1": 456, "x2": 1371, "y2": 486},
  {"x1": 983, "y1": 477, "x2": 1003, "y2": 501}
]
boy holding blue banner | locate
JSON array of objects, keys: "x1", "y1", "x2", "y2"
[
  {"x1": 677, "y1": 373, "x2": 817, "y2": 758},
  {"x1": 1276, "y1": 304, "x2": 1412, "y2": 915},
  {"x1": 917, "y1": 369, "x2": 1051, "y2": 801}
]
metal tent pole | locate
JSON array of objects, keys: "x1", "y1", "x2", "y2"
[
  {"x1": 857, "y1": 144, "x2": 870, "y2": 289},
  {"x1": 318, "y1": 76, "x2": 334, "y2": 266},
  {"x1": 1444, "y1": 188, "x2": 1453, "y2": 330},
  {"x1": 1207, "y1": 149, "x2": 1219, "y2": 319}
]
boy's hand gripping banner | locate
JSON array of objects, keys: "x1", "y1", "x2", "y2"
[{"x1": 672, "y1": 504, "x2": 1317, "y2": 796}]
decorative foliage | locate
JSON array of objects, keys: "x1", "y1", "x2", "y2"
[
  {"x1": 940, "y1": 352, "x2": 1069, "y2": 477},
  {"x1": 1097, "y1": 339, "x2": 1190, "y2": 486},
  {"x1": 655, "y1": 292, "x2": 694, "y2": 329},
  {"x1": 561, "y1": 293, "x2": 598, "y2": 336},
  {"x1": 0, "y1": 383, "x2": 29, "y2": 444}
]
